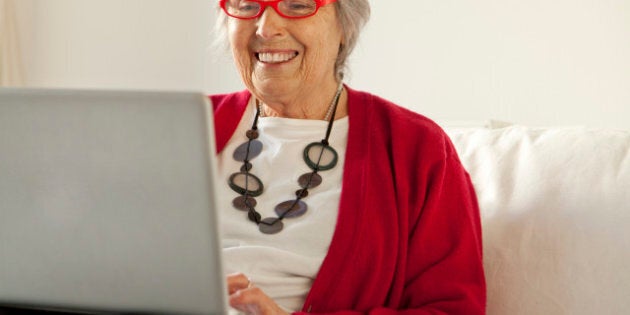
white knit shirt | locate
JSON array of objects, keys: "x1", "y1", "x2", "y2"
[{"x1": 216, "y1": 100, "x2": 348, "y2": 313}]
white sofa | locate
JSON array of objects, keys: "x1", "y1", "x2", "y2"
[{"x1": 444, "y1": 123, "x2": 630, "y2": 315}]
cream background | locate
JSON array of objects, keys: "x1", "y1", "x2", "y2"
[{"x1": 11, "y1": 0, "x2": 630, "y2": 129}]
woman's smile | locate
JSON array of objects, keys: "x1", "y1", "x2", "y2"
[
  {"x1": 256, "y1": 51, "x2": 299, "y2": 64},
  {"x1": 228, "y1": 3, "x2": 343, "y2": 116}
]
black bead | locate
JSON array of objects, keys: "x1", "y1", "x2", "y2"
[
  {"x1": 240, "y1": 162, "x2": 253, "y2": 172},
  {"x1": 248, "y1": 210, "x2": 262, "y2": 223},
  {"x1": 246, "y1": 129, "x2": 259, "y2": 140}
]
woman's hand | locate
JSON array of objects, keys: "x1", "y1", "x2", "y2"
[{"x1": 227, "y1": 273, "x2": 290, "y2": 315}]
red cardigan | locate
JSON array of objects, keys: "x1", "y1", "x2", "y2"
[{"x1": 210, "y1": 87, "x2": 486, "y2": 314}]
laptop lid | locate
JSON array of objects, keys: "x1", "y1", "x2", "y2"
[{"x1": 0, "y1": 88, "x2": 226, "y2": 315}]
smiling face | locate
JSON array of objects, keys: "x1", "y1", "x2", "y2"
[{"x1": 227, "y1": 2, "x2": 343, "y2": 115}]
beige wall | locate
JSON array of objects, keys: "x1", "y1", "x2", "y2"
[
  {"x1": 14, "y1": 0, "x2": 215, "y2": 91},
  {"x1": 12, "y1": 0, "x2": 630, "y2": 129},
  {"x1": 0, "y1": 0, "x2": 24, "y2": 85}
]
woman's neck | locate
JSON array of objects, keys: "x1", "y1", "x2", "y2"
[{"x1": 257, "y1": 81, "x2": 347, "y2": 120}]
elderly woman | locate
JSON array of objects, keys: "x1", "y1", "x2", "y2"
[{"x1": 211, "y1": 0, "x2": 486, "y2": 314}]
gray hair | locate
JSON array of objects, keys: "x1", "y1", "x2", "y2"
[{"x1": 214, "y1": 0, "x2": 371, "y2": 81}]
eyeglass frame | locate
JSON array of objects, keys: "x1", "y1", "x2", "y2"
[{"x1": 219, "y1": 0, "x2": 338, "y2": 20}]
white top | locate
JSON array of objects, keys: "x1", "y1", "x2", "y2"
[{"x1": 217, "y1": 99, "x2": 349, "y2": 312}]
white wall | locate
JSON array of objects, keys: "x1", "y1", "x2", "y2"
[
  {"x1": 15, "y1": 0, "x2": 214, "y2": 91},
  {"x1": 13, "y1": 0, "x2": 630, "y2": 129},
  {"x1": 349, "y1": 0, "x2": 630, "y2": 129}
]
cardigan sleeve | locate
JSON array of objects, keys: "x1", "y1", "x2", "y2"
[
  {"x1": 293, "y1": 154, "x2": 486, "y2": 315},
  {"x1": 398, "y1": 153, "x2": 486, "y2": 314}
]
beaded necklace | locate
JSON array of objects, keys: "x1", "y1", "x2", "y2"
[{"x1": 228, "y1": 82, "x2": 344, "y2": 234}]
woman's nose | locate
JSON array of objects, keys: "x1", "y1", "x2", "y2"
[{"x1": 255, "y1": 7, "x2": 285, "y2": 39}]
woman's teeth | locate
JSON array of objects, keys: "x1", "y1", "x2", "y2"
[{"x1": 257, "y1": 52, "x2": 298, "y2": 64}]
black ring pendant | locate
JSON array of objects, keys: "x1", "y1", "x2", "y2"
[
  {"x1": 259, "y1": 217, "x2": 284, "y2": 234},
  {"x1": 228, "y1": 172, "x2": 264, "y2": 197},
  {"x1": 303, "y1": 142, "x2": 338, "y2": 171}
]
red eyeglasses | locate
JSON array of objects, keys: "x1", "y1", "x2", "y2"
[{"x1": 220, "y1": 0, "x2": 338, "y2": 20}]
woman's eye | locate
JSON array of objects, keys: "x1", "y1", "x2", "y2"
[
  {"x1": 289, "y1": 4, "x2": 308, "y2": 9},
  {"x1": 239, "y1": 5, "x2": 257, "y2": 11},
  {"x1": 285, "y1": 1, "x2": 315, "y2": 11},
  {"x1": 238, "y1": 2, "x2": 260, "y2": 12}
]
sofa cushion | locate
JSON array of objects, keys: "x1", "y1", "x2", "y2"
[{"x1": 446, "y1": 125, "x2": 630, "y2": 315}]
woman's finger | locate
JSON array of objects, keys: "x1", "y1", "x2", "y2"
[
  {"x1": 226, "y1": 272, "x2": 251, "y2": 294},
  {"x1": 230, "y1": 286, "x2": 285, "y2": 315}
]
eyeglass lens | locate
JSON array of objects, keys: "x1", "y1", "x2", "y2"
[{"x1": 224, "y1": 0, "x2": 319, "y2": 18}]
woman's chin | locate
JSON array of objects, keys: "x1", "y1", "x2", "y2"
[{"x1": 252, "y1": 78, "x2": 299, "y2": 98}]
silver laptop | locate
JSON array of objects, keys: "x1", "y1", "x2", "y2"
[{"x1": 0, "y1": 88, "x2": 227, "y2": 314}]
